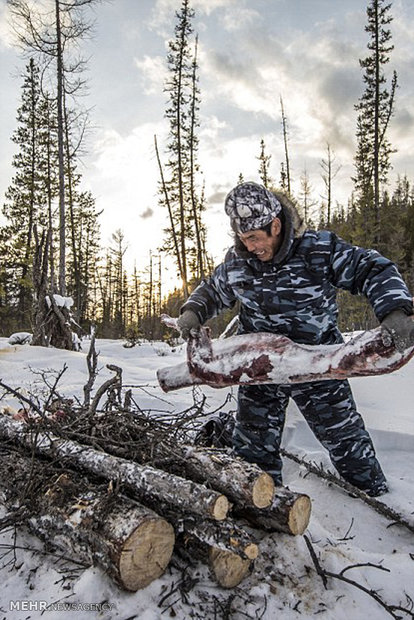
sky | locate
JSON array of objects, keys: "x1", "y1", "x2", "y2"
[{"x1": 1, "y1": 0, "x2": 414, "y2": 289}]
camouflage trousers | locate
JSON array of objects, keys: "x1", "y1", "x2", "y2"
[{"x1": 232, "y1": 380, "x2": 388, "y2": 496}]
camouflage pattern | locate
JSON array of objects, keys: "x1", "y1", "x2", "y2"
[
  {"x1": 182, "y1": 229, "x2": 413, "y2": 346},
  {"x1": 181, "y1": 191, "x2": 413, "y2": 496},
  {"x1": 233, "y1": 381, "x2": 388, "y2": 496},
  {"x1": 224, "y1": 181, "x2": 282, "y2": 233}
]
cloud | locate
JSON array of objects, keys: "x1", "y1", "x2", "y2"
[
  {"x1": 193, "y1": 0, "x2": 239, "y2": 16},
  {"x1": 134, "y1": 54, "x2": 167, "y2": 95},
  {"x1": 148, "y1": 0, "x2": 240, "y2": 37},
  {"x1": 85, "y1": 122, "x2": 168, "y2": 270},
  {"x1": 221, "y1": 6, "x2": 260, "y2": 31},
  {"x1": 207, "y1": 188, "x2": 227, "y2": 205},
  {"x1": 197, "y1": 9, "x2": 368, "y2": 167},
  {"x1": 0, "y1": 3, "x2": 15, "y2": 49}
]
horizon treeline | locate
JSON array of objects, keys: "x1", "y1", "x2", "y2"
[{"x1": 0, "y1": 0, "x2": 413, "y2": 345}]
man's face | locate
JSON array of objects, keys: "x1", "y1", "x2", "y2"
[{"x1": 238, "y1": 218, "x2": 282, "y2": 262}]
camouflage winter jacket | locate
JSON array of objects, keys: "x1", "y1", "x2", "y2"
[{"x1": 181, "y1": 193, "x2": 413, "y2": 345}]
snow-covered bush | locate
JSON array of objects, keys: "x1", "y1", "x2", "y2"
[{"x1": 8, "y1": 332, "x2": 33, "y2": 345}]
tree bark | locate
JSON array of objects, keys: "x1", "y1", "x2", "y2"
[
  {"x1": 163, "y1": 444, "x2": 274, "y2": 509},
  {"x1": 0, "y1": 415, "x2": 229, "y2": 522},
  {"x1": 98, "y1": 434, "x2": 274, "y2": 510},
  {"x1": 0, "y1": 452, "x2": 174, "y2": 591},
  {"x1": 235, "y1": 487, "x2": 312, "y2": 535},
  {"x1": 174, "y1": 517, "x2": 257, "y2": 588}
]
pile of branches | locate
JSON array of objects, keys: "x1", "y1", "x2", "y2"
[{"x1": 0, "y1": 335, "x2": 311, "y2": 593}]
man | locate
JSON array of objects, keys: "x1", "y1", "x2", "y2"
[{"x1": 177, "y1": 182, "x2": 414, "y2": 496}]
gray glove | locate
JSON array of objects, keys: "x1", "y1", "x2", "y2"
[
  {"x1": 380, "y1": 309, "x2": 414, "y2": 352},
  {"x1": 177, "y1": 310, "x2": 200, "y2": 340}
]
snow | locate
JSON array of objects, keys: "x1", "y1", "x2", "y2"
[
  {"x1": 0, "y1": 335, "x2": 413, "y2": 619},
  {"x1": 45, "y1": 294, "x2": 74, "y2": 309},
  {"x1": 8, "y1": 332, "x2": 33, "y2": 345}
]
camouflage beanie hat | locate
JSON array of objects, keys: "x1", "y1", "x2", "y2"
[{"x1": 224, "y1": 182, "x2": 282, "y2": 233}]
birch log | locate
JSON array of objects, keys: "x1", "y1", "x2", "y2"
[
  {"x1": 235, "y1": 486, "x2": 312, "y2": 535},
  {"x1": 175, "y1": 517, "x2": 258, "y2": 588},
  {"x1": 33, "y1": 480, "x2": 175, "y2": 591},
  {"x1": 208, "y1": 548, "x2": 252, "y2": 589},
  {"x1": 103, "y1": 438, "x2": 274, "y2": 510},
  {"x1": 0, "y1": 453, "x2": 174, "y2": 591},
  {"x1": 0, "y1": 415, "x2": 229, "y2": 521},
  {"x1": 178, "y1": 446, "x2": 274, "y2": 509},
  {"x1": 179, "y1": 516, "x2": 258, "y2": 561}
]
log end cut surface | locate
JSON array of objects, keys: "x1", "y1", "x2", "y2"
[
  {"x1": 288, "y1": 495, "x2": 311, "y2": 535},
  {"x1": 119, "y1": 519, "x2": 175, "y2": 591},
  {"x1": 252, "y1": 472, "x2": 275, "y2": 508},
  {"x1": 212, "y1": 494, "x2": 230, "y2": 521},
  {"x1": 209, "y1": 548, "x2": 252, "y2": 588},
  {"x1": 243, "y1": 542, "x2": 259, "y2": 560}
]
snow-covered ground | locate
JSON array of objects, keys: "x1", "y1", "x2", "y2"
[{"x1": 0, "y1": 336, "x2": 413, "y2": 620}]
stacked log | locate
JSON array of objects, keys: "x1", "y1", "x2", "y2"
[
  {"x1": 147, "y1": 444, "x2": 275, "y2": 509},
  {"x1": 235, "y1": 486, "x2": 312, "y2": 535},
  {"x1": 0, "y1": 415, "x2": 229, "y2": 522},
  {"x1": 0, "y1": 451, "x2": 175, "y2": 591},
  {"x1": 0, "y1": 412, "x2": 312, "y2": 590}
]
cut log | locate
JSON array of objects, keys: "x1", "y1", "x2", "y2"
[
  {"x1": 0, "y1": 415, "x2": 229, "y2": 522},
  {"x1": 209, "y1": 547, "x2": 252, "y2": 589},
  {"x1": 114, "y1": 439, "x2": 274, "y2": 510},
  {"x1": 157, "y1": 321, "x2": 414, "y2": 391},
  {"x1": 173, "y1": 445, "x2": 274, "y2": 509},
  {"x1": 32, "y1": 482, "x2": 175, "y2": 591},
  {"x1": 0, "y1": 452, "x2": 175, "y2": 591},
  {"x1": 174, "y1": 516, "x2": 257, "y2": 588},
  {"x1": 179, "y1": 516, "x2": 258, "y2": 561},
  {"x1": 235, "y1": 487, "x2": 312, "y2": 535},
  {"x1": 72, "y1": 413, "x2": 275, "y2": 510}
]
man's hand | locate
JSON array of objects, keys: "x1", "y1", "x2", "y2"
[
  {"x1": 381, "y1": 309, "x2": 414, "y2": 352},
  {"x1": 177, "y1": 310, "x2": 200, "y2": 340}
]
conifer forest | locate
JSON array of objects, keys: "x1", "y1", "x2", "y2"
[{"x1": 0, "y1": 0, "x2": 413, "y2": 347}]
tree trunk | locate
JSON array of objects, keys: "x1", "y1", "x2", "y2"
[
  {"x1": 0, "y1": 453, "x2": 175, "y2": 591},
  {"x1": 0, "y1": 415, "x2": 229, "y2": 522},
  {"x1": 154, "y1": 445, "x2": 275, "y2": 509},
  {"x1": 280, "y1": 96, "x2": 291, "y2": 195},
  {"x1": 174, "y1": 517, "x2": 257, "y2": 588},
  {"x1": 235, "y1": 487, "x2": 311, "y2": 535},
  {"x1": 209, "y1": 548, "x2": 252, "y2": 588},
  {"x1": 55, "y1": 0, "x2": 66, "y2": 295},
  {"x1": 178, "y1": 516, "x2": 258, "y2": 561},
  {"x1": 31, "y1": 227, "x2": 73, "y2": 349}
]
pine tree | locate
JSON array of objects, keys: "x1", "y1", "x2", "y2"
[
  {"x1": 66, "y1": 189, "x2": 101, "y2": 326},
  {"x1": 8, "y1": 0, "x2": 102, "y2": 347},
  {"x1": 257, "y1": 139, "x2": 274, "y2": 189},
  {"x1": 320, "y1": 143, "x2": 341, "y2": 226},
  {"x1": 1, "y1": 59, "x2": 56, "y2": 327},
  {"x1": 110, "y1": 229, "x2": 128, "y2": 337},
  {"x1": 353, "y1": 0, "x2": 397, "y2": 247},
  {"x1": 280, "y1": 96, "x2": 291, "y2": 195},
  {"x1": 381, "y1": 176, "x2": 414, "y2": 286},
  {"x1": 158, "y1": 0, "x2": 206, "y2": 297},
  {"x1": 299, "y1": 168, "x2": 317, "y2": 226}
]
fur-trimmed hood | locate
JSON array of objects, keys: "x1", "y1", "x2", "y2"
[{"x1": 233, "y1": 190, "x2": 306, "y2": 264}]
